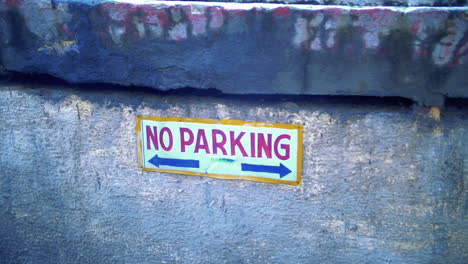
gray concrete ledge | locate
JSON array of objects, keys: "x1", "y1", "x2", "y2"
[
  {"x1": 1, "y1": 0, "x2": 468, "y2": 105},
  {"x1": 146, "y1": 0, "x2": 468, "y2": 6},
  {"x1": 37, "y1": 0, "x2": 468, "y2": 7}
]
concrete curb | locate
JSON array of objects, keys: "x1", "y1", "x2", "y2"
[{"x1": 1, "y1": 0, "x2": 467, "y2": 105}]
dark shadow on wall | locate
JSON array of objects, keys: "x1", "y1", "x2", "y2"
[
  {"x1": 0, "y1": 71, "x2": 418, "y2": 107},
  {"x1": 2, "y1": 71, "x2": 467, "y2": 117}
]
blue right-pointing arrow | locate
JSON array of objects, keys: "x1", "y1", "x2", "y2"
[
  {"x1": 241, "y1": 163, "x2": 292, "y2": 178},
  {"x1": 148, "y1": 155, "x2": 200, "y2": 169}
]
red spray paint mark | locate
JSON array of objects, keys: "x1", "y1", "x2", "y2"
[
  {"x1": 273, "y1": 7, "x2": 290, "y2": 17},
  {"x1": 352, "y1": 8, "x2": 394, "y2": 16},
  {"x1": 411, "y1": 21, "x2": 421, "y2": 34},
  {"x1": 142, "y1": 5, "x2": 169, "y2": 27},
  {"x1": 451, "y1": 36, "x2": 468, "y2": 66}
]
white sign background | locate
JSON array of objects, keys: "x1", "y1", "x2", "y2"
[{"x1": 137, "y1": 117, "x2": 302, "y2": 185}]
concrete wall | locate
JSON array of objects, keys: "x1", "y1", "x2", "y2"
[{"x1": 0, "y1": 77, "x2": 466, "y2": 263}]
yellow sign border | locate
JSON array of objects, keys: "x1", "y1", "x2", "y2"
[{"x1": 136, "y1": 116, "x2": 303, "y2": 186}]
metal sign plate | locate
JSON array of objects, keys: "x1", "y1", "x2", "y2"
[{"x1": 136, "y1": 116, "x2": 303, "y2": 185}]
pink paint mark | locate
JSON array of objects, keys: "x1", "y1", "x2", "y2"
[
  {"x1": 310, "y1": 37, "x2": 321, "y2": 51},
  {"x1": 6, "y1": 0, "x2": 22, "y2": 7},
  {"x1": 59, "y1": 24, "x2": 71, "y2": 35},
  {"x1": 454, "y1": 52, "x2": 468, "y2": 65},
  {"x1": 324, "y1": 8, "x2": 343, "y2": 15},
  {"x1": 142, "y1": 6, "x2": 169, "y2": 27},
  {"x1": 184, "y1": 6, "x2": 208, "y2": 36},
  {"x1": 182, "y1": 5, "x2": 192, "y2": 16},
  {"x1": 100, "y1": 3, "x2": 131, "y2": 22},
  {"x1": 209, "y1": 7, "x2": 224, "y2": 29},
  {"x1": 230, "y1": 9, "x2": 248, "y2": 16},
  {"x1": 273, "y1": 7, "x2": 290, "y2": 17},
  {"x1": 326, "y1": 31, "x2": 336, "y2": 49},
  {"x1": 191, "y1": 15, "x2": 207, "y2": 36}
]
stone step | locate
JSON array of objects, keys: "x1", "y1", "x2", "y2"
[{"x1": 1, "y1": 0, "x2": 467, "y2": 105}]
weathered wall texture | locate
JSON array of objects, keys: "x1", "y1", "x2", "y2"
[
  {"x1": 1, "y1": 0, "x2": 468, "y2": 105},
  {"x1": 161, "y1": 0, "x2": 468, "y2": 6},
  {"x1": 0, "y1": 78, "x2": 466, "y2": 263}
]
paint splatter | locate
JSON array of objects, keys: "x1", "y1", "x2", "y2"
[{"x1": 212, "y1": 158, "x2": 235, "y2": 163}]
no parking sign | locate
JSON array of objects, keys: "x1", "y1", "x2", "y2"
[{"x1": 136, "y1": 116, "x2": 303, "y2": 185}]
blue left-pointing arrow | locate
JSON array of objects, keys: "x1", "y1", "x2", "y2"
[{"x1": 148, "y1": 155, "x2": 200, "y2": 169}]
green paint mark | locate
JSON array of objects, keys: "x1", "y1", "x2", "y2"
[{"x1": 212, "y1": 158, "x2": 235, "y2": 163}]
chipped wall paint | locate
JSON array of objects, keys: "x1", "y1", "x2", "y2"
[
  {"x1": 4, "y1": 0, "x2": 467, "y2": 63},
  {"x1": 92, "y1": 2, "x2": 468, "y2": 65}
]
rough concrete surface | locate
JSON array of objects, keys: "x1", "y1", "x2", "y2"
[
  {"x1": 1, "y1": 0, "x2": 468, "y2": 105},
  {"x1": 161, "y1": 0, "x2": 468, "y2": 6},
  {"x1": 0, "y1": 77, "x2": 466, "y2": 263}
]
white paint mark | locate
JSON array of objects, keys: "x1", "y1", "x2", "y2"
[
  {"x1": 432, "y1": 20, "x2": 467, "y2": 65},
  {"x1": 109, "y1": 25, "x2": 126, "y2": 44},
  {"x1": 170, "y1": 7, "x2": 183, "y2": 23},
  {"x1": 132, "y1": 18, "x2": 146, "y2": 39},
  {"x1": 326, "y1": 31, "x2": 336, "y2": 49},
  {"x1": 106, "y1": 5, "x2": 129, "y2": 21},
  {"x1": 191, "y1": 5, "x2": 205, "y2": 15},
  {"x1": 293, "y1": 17, "x2": 308, "y2": 48},
  {"x1": 148, "y1": 24, "x2": 163, "y2": 39},
  {"x1": 309, "y1": 13, "x2": 324, "y2": 27},
  {"x1": 363, "y1": 32, "x2": 379, "y2": 49},
  {"x1": 324, "y1": 19, "x2": 336, "y2": 30},
  {"x1": 310, "y1": 37, "x2": 321, "y2": 51},
  {"x1": 169, "y1": 23, "x2": 187, "y2": 40}
]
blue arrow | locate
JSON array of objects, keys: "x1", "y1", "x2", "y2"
[
  {"x1": 148, "y1": 155, "x2": 199, "y2": 169},
  {"x1": 241, "y1": 163, "x2": 292, "y2": 178}
]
